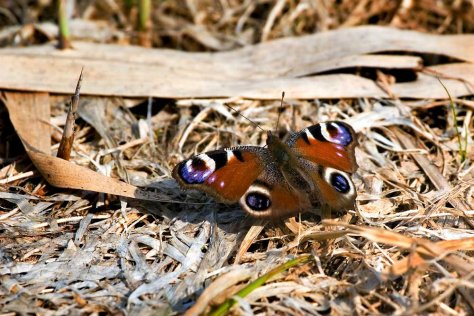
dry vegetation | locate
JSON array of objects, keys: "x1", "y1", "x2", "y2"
[{"x1": 0, "y1": 1, "x2": 473, "y2": 315}]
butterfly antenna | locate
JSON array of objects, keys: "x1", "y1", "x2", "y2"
[
  {"x1": 274, "y1": 91, "x2": 285, "y2": 134},
  {"x1": 225, "y1": 103, "x2": 265, "y2": 132}
]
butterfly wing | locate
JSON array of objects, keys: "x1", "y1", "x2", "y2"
[
  {"x1": 173, "y1": 145, "x2": 311, "y2": 218},
  {"x1": 289, "y1": 121, "x2": 357, "y2": 173},
  {"x1": 288, "y1": 121, "x2": 358, "y2": 210},
  {"x1": 238, "y1": 172, "x2": 312, "y2": 218},
  {"x1": 307, "y1": 163, "x2": 357, "y2": 210},
  {"x1": 172, "y1": 146, "x2": 265, "y2": 203}
]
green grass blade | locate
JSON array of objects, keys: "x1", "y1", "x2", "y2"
[
  {"x1": 57, "y1": 0, "x2": 71, "y2": 49},
  {"x1": 138, "y1": 0, "x2": 151, "y2": 32},
  {"x1": 209, "y1": 255, "x2": 312, "y2": 316},
  {"x1": 438, "y1": 78, "x2": 466, "y2": 162}
]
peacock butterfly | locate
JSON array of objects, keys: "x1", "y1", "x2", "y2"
[{"x1": 172, "y1": 108, "x2": 358, "y2": 218}]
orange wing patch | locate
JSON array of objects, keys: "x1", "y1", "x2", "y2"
[
  {"x1": 205, "y1": 151, "x2": 262, "y2": 202},
  {"x1": 295, "y1": 138, "x2": 357, "y2": 173}
]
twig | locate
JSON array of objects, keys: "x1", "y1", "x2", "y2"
[{"x1": 57, "y1": 68, "x2": 83, "y2": 160}]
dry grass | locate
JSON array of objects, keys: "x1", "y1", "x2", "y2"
[{"x1": 0, "y1": 1, "x2": 473, "y2": 315}]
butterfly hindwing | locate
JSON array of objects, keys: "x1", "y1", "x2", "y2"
[
  {"x1": 307, "y1": 163, "x2": 357, "y2": 210},
  {"x1": 172, "y1": 147, "x2": 265, "y2": 203},
  {"x1": 238, "y1": 171, "x2": 312, "y2": 218}
]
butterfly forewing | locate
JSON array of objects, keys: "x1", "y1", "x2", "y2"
[
  {"x1": 172, "y1": 147, "x2": 265, "y2": 203},
  {"x1": 289, "y1": 121, "x2": 357, "y2": 173}
]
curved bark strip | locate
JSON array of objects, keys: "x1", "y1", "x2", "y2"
[
  {"x1": 2, "y1": 91, "x2": 166, "y2": 202},
  {"x1": 0, "y1": 26, "x2": 473, "y2": 99}
]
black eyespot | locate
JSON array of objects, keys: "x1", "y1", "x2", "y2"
[
  {"x1": 330, "y1": 173, "x2": 350, "y2": 193},
  {"x1": 246, "y1": 192, "x2": 271, "y2": 211}
]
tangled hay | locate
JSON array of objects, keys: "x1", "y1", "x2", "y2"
[{"x1": 0, "y1": 1, "x2": 473, "y2": 315}]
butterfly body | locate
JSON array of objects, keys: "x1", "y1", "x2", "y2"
[{"x1": 173, "y1": 121, "x2": 357, "y2": 218}]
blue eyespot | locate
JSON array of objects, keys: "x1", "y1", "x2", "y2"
[
  {"x1": 246, "y1": 192, "x2": 271, "y2": 211},
  {"x1": 307, "y1": 122, "x2": 353, "y2": 146},
  {"x1": 330, "y1": 173, "x2": 350, "y2": 193},
  {"x1": 179, "y1": 158, "x2": 213, "y2": 184},
  {"x1": 326, "y1": 122, "x2": 352, "y2": 146}
]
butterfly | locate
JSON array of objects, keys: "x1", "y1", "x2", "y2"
[{"x1": 172, "y1": 121, "x2": 357, "y2": 218}]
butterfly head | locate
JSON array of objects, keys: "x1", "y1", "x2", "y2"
[{"x1": 266, "y1": 131, "x2": 294, "y2": 165}]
